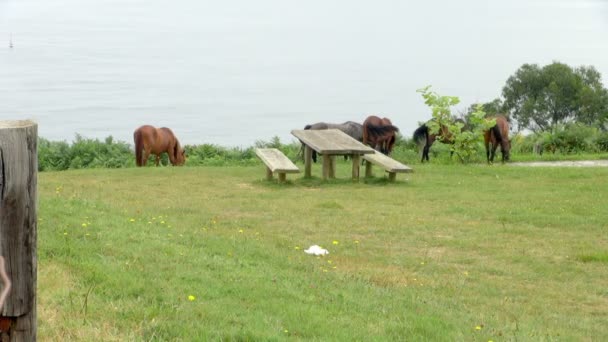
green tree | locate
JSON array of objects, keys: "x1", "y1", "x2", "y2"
[
  {"x1": 417, "y1": 86, "x2": 495, "y2": 163},
  {"x1": 461, "y1": 98, "x2": 505, "y2": 127},
  {"x1": 502, "y1": 62, "x2": 608, "y2": 132}
]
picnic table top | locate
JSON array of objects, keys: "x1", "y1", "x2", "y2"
[{"x1": 291, "y1": 129, "x2": 375, "y2": 155}]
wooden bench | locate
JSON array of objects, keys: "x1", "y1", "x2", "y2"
[
  {"x1": 363, "y1": 151, "x2": 413, "y2": 182},
  {"x1": 255, "y1": 148, "x2": 300, "y2": 182}
]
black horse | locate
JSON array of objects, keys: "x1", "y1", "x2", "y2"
[{"x1": 413, "y1": 119, "x2": 464, "y2": 162}]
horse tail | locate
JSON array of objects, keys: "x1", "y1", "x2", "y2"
[
  {"x1": 413, "y1": 124, "x2": 428, "y2": 144},
  {"x1": 134, "y1": 129, "x2": 143, "y2": 167},
  {"x1": 491, "y1": 123, "x2": 503, "y2": 144},
  {"x1": 364, "y1": 123, "x2": 399, "y2": 139}
]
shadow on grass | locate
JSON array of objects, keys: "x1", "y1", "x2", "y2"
[{"x1": 253, "y1": 175, "x2": 411, "y2": 188}]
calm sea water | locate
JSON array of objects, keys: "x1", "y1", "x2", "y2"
[{"x1": 1, "y1": 0, "x2": 607, "y2": 147}]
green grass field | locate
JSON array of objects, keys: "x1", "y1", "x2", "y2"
[{"x1": 37, "y1": 162, "x2": 608, "y2": 341}]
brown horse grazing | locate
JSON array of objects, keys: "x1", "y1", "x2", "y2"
[
  {"x1": 484, "y1": 115, "x2": 510, "y2": 163},
  {"x1": 133, "y1": 125, "x2": 186, "y2": 166},
  {"x1": 362, "y1": 115, "x2": 399, "y2": 155},
  {"x1": 413, "y1": 121, "x2": 460, "y2": 163}
]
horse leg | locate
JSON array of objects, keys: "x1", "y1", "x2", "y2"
[
  {"x1": 491, "y1": 143, "x2": 499, "y2": 163},
  {"x1": 422, "y1": 144, "x2": 430, "y2": 163},
  {"x1": 155, "y1": 154, "x2": 161, "y2": 166},
  {"x1": 142, "y1": 149, "x2": 151, "y2": 166},
  {"x1": 485, "y1": 142, "x2": 490, "y2": 163}
]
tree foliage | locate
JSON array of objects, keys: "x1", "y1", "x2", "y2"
[
  {"x1": 502, "y1": 62, "x2": 608, "y2": 132},
  {"x1": 417, "y1": 86, "x2": 495, "y2": 163}
]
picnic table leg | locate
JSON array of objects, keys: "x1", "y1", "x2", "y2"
[
  {"x1": 388, "y1": 172, "x2": 396, "y2": 182},
  {"x1": 329, "y1": 156, "x2": 336, "y2": 178},
  {"x1": 351, "y1": 154, "x2": 361, "y2": 181},
  {"x1": 322, "y1": 154, "x2": 331, "y2": 180},
  {"x1": 304, "y1": 146, "x2": 312, "y2": 177},
  {"x1": 365, "y1": 160, "x2": 373, "y2": 178}
]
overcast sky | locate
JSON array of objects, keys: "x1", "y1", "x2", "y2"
[{"x1": 1, "y1": 0, "x2": 607, "y2": 144}]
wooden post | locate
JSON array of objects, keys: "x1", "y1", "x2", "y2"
[
  {"x1": 0, "y1": 120, "x2": 37, "y2": 341},
  {"x1": 365, "y1": 160, "x2": 373, "y2": 178},
  {"x1": 351, "y1": 154, "x2": 361, "y2": 181},
  {"x1": 329, "y1": 156, "x2": 336, "y2": 179},
  {"x1": 304, "y1": 146, "x2": 312, "y2": 178},
  {"x1": 322, "y1": 154, "x2": 330, "y2": 180}
]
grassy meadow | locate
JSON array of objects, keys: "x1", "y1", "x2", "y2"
[{"x1": 37, "y1": 161, "x2": 608, "y2": 341}]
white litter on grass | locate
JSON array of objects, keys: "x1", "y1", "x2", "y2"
[{"x1": 304, "y1": 245, "x2": 329, "y2": 256}]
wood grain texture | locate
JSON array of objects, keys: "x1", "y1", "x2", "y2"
[
  {"x1": 0, "y1": 120, "x2": 37, "y2": 341},
  {"x1": 291, "y1": 129, "x2": 374, "y2": 155},
  {"x1": 255, "y1": 148, "x2": 300, "y2": 173},
  {"x1": 362, "y1": 151, "x2": 413, "y2": 173}
]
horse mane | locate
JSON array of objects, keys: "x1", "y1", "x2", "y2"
[{"x1": 412, "y1": 124, "x2": 428, "y2": 143}]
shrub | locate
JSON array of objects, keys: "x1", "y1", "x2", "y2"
[{"x1": 38, "y1": 135, "x2": 133, "y2": 171}]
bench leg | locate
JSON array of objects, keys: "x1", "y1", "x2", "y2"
[
  {"x1": 351, "y1": 154, "x2": 360, "y2": 181},
  {"x1": 365, "y1": 160, "x2": 373, "y2": 178},
  {"x1": 388, "y1": 172, "x2": 396, "y2": 182},
  {"x1": 266, "y1": 167, "x2": 273, "y2": 180},
  {"x1": 278, "y1": 172, "x2": 286, "y2": 183}
]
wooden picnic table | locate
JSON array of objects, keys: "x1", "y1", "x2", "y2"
[{"x1": 291, "y1": 129, "x2": 375, "y2": 180}]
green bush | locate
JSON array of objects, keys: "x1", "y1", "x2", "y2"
[
  {"x1": 38, "y1": 135, "x2": 133, "y2": 171},
  {"x1": 527, "y1": 124, "x2": 599, "y2": 154},
  {"x1": 594, "y1": 131, "x2": 608, "y2": 152}
]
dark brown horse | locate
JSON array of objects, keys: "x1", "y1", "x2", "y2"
[
  {"x1": 133, "y1": 125, "x2": 186, "y2": 166},
  {"x1": 413, "y1": 121, "x2": 460, "y2": 163},
  {"x1": 362, "y1": 115, "x2": 399, "y2": 155},
  {"x1": 484, "y1": 115, "x2": 510, "y2": 163}
]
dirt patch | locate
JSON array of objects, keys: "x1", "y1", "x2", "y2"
[{"x1": 510, "y1": 160, "x2": 608, "y2": 167}]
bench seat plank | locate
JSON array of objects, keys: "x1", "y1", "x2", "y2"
[
  {"x1": 255, "y1": 148, "x2": 300, "y2": 173},
  {"x1": 255, "y1": 148, "x2": 300, "y2": 182},
  {"x1": 363, "y1": 151, "x2": 413, "y2": 173}
]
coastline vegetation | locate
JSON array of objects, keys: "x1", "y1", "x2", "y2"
[{"x1": 37, "y1": 123, "x2": 608, "y2": 171}]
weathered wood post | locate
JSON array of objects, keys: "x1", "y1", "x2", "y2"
[
  {"x1": 0, "y1": 120, "x2": 38, "y2": 341},
  {"x1": 304, "y1": 146, "x2": 312, "y2": 177}
]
